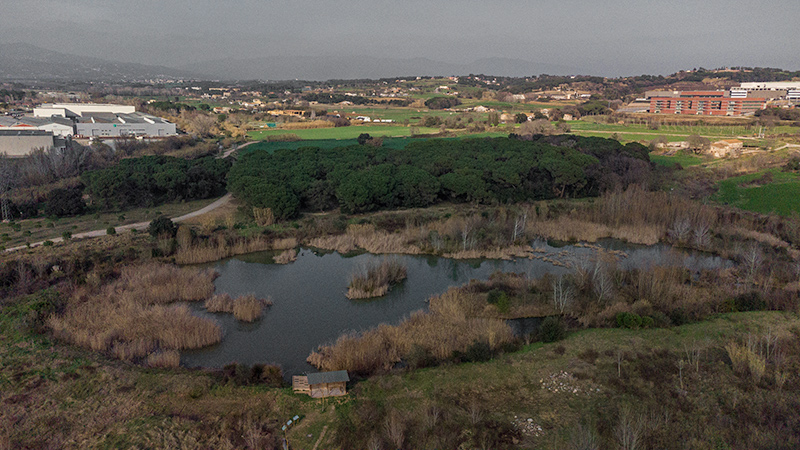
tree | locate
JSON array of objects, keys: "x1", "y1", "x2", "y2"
[
  {"x1": 687, "y1": 135, "x2": 711, "y2": 154},
  {"x1": 514, "y1": 112, "x2": 529, "y2": 123},
  {"x1": 357, "y1": 133, "x2": 372, "y2": 145},
  {"x1": 148, "y1": 216, "x2": 177, "y2": 238},
  {"x1": 44, "y1": 187, "x2": 86, "y2": 217},
  {"x1": 520, "y1": 119, "x2": 555, "y2": 136}
]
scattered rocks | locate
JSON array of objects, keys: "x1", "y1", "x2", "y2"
[
  {"x1": 512, "y1": 416, "x2": 544, "y2": 437},
  {"x1": 539, "y1": 371, "x2": 600, "y2": 395}
]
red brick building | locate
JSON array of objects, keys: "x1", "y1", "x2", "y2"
[{"x1": 648, "y1": 91, "x2": 766, "y2": 116}]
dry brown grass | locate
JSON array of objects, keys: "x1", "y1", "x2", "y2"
[
  {"x1": 273, "y1": 248, "x2": 297, "y2": 264},
  {"x1": 279, "y1": 120, "x2": 335, "y2": 130},
  {"x1": 308, "y1": 287, "x2": 514, "y2": 375},
  {"x1": 347, "y1": 259, "x2": 407, "y2": 299},
  {"x1": 232, "y1": 294, "x2": 271, "y2": 322},
  {"x1": 174, "y1": 235, "x2": 298, "y2": 264},
  {"x1": 205, "y1": 293, "x2": 272, "y2": 322},
  {"x1": 205, "y1": 293, "x2": 234, "y2": 313},
  {"x1": 47, "y1": 263, "x2": 222, "y2": 363},
  {"x1": 307, "y1": 223, "x2": 421, "y2": 255},
  {"x1": 146, "y1": 350, "x2": 181, "y2": 368}
]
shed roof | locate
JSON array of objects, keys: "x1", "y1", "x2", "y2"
[{"x1": 306, "y1": 370, "x2": 349, "y2": 385}]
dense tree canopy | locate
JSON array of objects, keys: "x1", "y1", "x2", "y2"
[
  {"x1": 82, "y1": 155, "x2": 231, "y2": 209},
  {"x1": 228, "y1": 136, "x2": 651, "y2": 220}
]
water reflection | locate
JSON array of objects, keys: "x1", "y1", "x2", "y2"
[{"x1": 182, "y1": 241, "x2": 730, "y2": 376}]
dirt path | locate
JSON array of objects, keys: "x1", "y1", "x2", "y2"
[
  {"x1": 4, "y1": 138, "x2": 261, "y2": 254},
  {"x1": 4, "y1": 193, "x2": 233, "y2": 253},
  {"x1": 222, "y1": 141, "x2": 258, "y2": 158}
]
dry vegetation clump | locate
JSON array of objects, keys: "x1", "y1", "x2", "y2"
[
  {"x1": 307, "y1": 223, "x2": 421, "y2": 255},
  {"x1": 308, "y1": 287, "x2": 515, "y2": 376},
  {"x1": 273, "y1": 248, "x2": 297, "y2": 264},
  {"x1": 115, "y1": 262, "x2": 217, "y2": 303},
  {"x1": 146, "y1": 350, "x2": 181, "y2": 368},
  {"x1": 47, "y1": 263, "x2": 222, "y2": 363},
  {"x1": 347, "y1": 259, "x2": 407, "y2": 299},
  {"x1": 205, "y1": 293, "x2": 272, "y2": 322},
  {"x1": 174, "y1": 234, "x2": 297, "y2": 264},
  {"x1": 232, "y1": 294, "x2": 271, "y2": 322},
  {"x1": 205, "y1": 293, "x2": 234, "y2": 313}
]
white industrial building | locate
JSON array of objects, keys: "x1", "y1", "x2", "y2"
[
  {"x1": 34, "y1": 103, "x2": 136, "y2": 118},
  {"x1": 74, "y1": 112, "x2": 176, "y2": 137},
  {"x1": 29, "y1": 103, "x2": 177, "y2": 137}
]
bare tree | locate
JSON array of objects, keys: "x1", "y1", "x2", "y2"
[
  {"x1": 591, "y1": 258, "x2": 614, "y2": 304},
  {"x1": 614, "y1": 405, "x2": 644, "y2": 450},
  {"x1": 468, "y1": 402, "x2": 483, "y2": 426},
  {"x1": 367, "y1": 433, "x2": 383, "y2": 450},
  {"x1": 743, "y1": 242, "x2": 763, "y2": 283},
  {"x1": 519, "y1": 119, "x2": 555, "y2": 136},
  {"x1": 512, "y1": 210, "x2": 528, "y2": 243},
  {"x1": 383, "y1": 411, "x2": 405, "y2": 450},
  {"x1": 668, "y1": 217, "x2": 691, "y2": 243},
  {"x1": 692, "y1": 220, "x2": 711, "y2": 248},
  {"x1": 552, "y1": 275, "x2": 575, "y2": 313},
  {"x1": 568, "y1": 422, "x2": 599, "y2": 450},
  {"x1": 425, "y1": 404, "x2": 441, "y2": 430}
]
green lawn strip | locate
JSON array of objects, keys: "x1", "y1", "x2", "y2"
[
  {"x1": 649, "y1": 153, "x2": 706, "y2": 167},
  {"x1": 0, "y1": 197, "x2": 221, "y2": 248},
  {"x1": 714, "y1": 169, "x2": 800, "y2": 216}
]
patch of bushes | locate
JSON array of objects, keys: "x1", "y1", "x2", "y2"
[{"x1": 539, "y1": 316, "x2": 567, "y2": 343}]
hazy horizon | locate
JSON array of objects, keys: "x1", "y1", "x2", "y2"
[{"x1": 1, "y1": 0, "x2": 799, "y2": 79}]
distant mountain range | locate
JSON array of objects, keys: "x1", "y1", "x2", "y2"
[
  {"x1": 0, "y1": 43, "x2": 201, "y2": 82},
  {"x1": 0, "y1": 43, "x2": 580, "y2": 82}
]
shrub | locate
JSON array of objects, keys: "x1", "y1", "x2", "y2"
[
  {"x1": 232, "y1": 294, "x2": 271, "y2": 322},
  {"x1": 61, "y1": 231, "x2": 72, "y2": 240},
  {"x1": 616, "y1": 312, "x2": 643, "y2": 329},
  {"x1": 463, "y1": 340, "x2": 493, "y2": 362},
  {"x1": 540, "y1": 316, "x2": 566, "y2": 343},
  {"x1": 148, "y1": 216, "x2": 176, "y2": 238},
  {"x1": 641, "y1": 316, "x2": 655, "y2": 328},
  {"x1": 486, "y1": 289, "x2": 507, "y2": 305},
  {"x1": 42, "y1": 240, "x2": 54, "y2": 247},
  {"x1": 106, "y1": 226, "x2": 116, "y2": 235},
  {"x1": 733, "y1": 292, "x2": 766, "y2": 312},
  {"x1": 496, "y1": 295, "x2": 511, "y2": 314}
]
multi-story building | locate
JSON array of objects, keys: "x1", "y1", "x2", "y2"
[{"x1": 648, "y1": 91, "x2": 767, "y2": 116}]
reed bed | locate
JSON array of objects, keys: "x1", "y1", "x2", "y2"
[
  {"x1": 174, "y1": 236, "x2": 298, "y2": 265},
  {"x1": 232, "y1": 295, "x2": 271, "y2": 322},
  {"x1": 47, "y1": 263, "x2": 222, "y2": 363},
  {"x1": 115, "y1": 263, "x2": 217, "y2": 304},
  {"x1": 205, "y1": 293, "x2": 272, "y2": 322},
  {"x1": 146, "y1": 350, "x2": 181, "y2": 369},
  {"x1": 273, "y1": 248, "x2": 297, "y2": 264},
  {"x1": 307, "y1": 223, "x2": 421, "y2": 255},
  {"x1": 308, "y1": 287, "x2": 515, "y2": 376},
  {"x1": 347, "y1": 259, "x2": 407, "y2": 299}
]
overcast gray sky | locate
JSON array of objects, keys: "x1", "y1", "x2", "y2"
[{"x1": 1, "y1": 0, "x2": 798, "y2": 77}]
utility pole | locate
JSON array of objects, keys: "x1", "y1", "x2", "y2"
[{"x1": 0, "y1": 153, "x2": 13, "y2": 223}]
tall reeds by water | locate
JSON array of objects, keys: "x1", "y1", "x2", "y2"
[
  {"x1": 48, "y1": 262, "x2": 222, "y2": 364},
  {"x1": 204, "y1": 293, "x2": 272, "y2": 322},
  {"x1": 308, "y1": 287, "x2": 515, "y2": 376},
  {"x1": 346, "y1": 259, "x2": 407, "y2": 299},
  {"x1": 174, "y1": 235, "x2": 297, "y2": 265}
]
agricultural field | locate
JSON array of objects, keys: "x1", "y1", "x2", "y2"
[
  {"x1": 714, "y1": 169, "x2": 800, "y2": 216},
  {"x1": 649, "y1": 152, "x2": 706, "y2": 167}
]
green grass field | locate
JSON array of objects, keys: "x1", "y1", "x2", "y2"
[
  {"x1": 714, "y1": 169, "x2": 800, "y2": 216},
  {"x1": 247, "y1": 125, "x2": 440, "y2": 141},
  {"x1": 649, "y1": 152, "x2": 706, "y2": 167}
]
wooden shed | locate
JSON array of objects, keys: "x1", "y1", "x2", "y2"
[{"x1": 292, "y1": 371, "x2": 349, "y2": 398}]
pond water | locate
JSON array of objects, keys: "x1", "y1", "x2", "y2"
[{"x1": 181, "y1": 241, "x2": 730, "y2": 377}]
